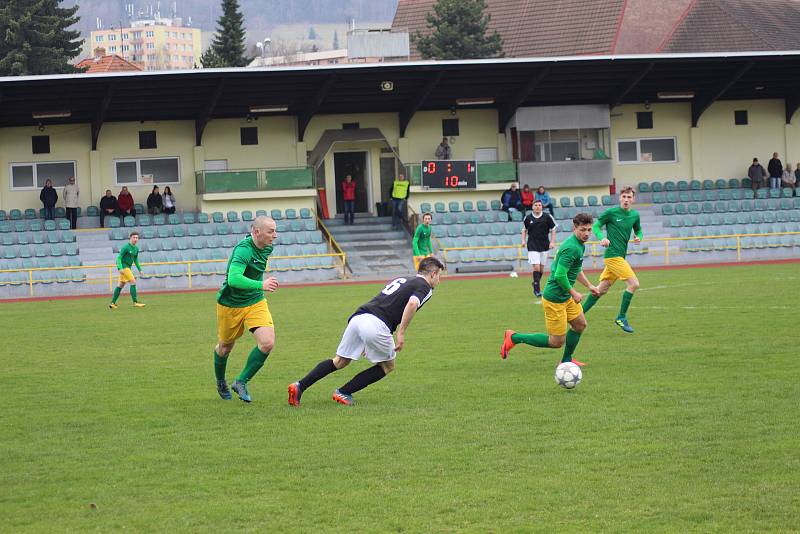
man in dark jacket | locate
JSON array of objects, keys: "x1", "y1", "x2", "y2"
[
  {"x1": 748, "y1": 158, "x2": 767, "y2": 192},
  {"x1": 500, "y1": 182, "x2": 524, "y2": 220},
  {"x1": 99, "y1": 189, "x2": 119, "y2": 228},
  {"x1": 768, "y1": 152, "x2": 783, "y2": 189},
  {"x1": 40, "y1": 179, "x2": 58, "y2": 220}
]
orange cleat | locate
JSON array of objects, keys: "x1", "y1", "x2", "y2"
[
  {"x1": 570, "y1": 359, "x2": 586, "y2": 367},
  {"x1": 287, "y1": 382, "x2": 302, "y2": 407},
  {"x1": 501, "y1": 329, "x2": 516, "y2": 359}
]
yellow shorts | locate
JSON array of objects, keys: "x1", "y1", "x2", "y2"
[
  {"x1": 216, "y1": 300, "x2": 273, "y2": 343},
  {"x1": 413, "y1": 254, "x2": 431, "y2": 271},
  {"x1": 119, "y1": 268, "x2": 136, "y2": 284},
  {"x1": 599, "y1": 257, "x2": 636, "y2": 283},
  {"x1": 542, "y1": 297, "x2": 583, "y2": 336}
]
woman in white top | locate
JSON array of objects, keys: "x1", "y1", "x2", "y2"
[
  {"x1": 781, "y1": 164, "x2": 796, "y2": 195},
  {"x1": 163, "y1": 186, "x2": 176, "y2": 214}
]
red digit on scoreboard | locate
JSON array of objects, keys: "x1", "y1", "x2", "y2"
[
  {"x1": 427, "y1": 162, "x2": 436, "y2": 174},
  {"x1": 449, "y1": 175, "x2": 460, "y2": 187}
]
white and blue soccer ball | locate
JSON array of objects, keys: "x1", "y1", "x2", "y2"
[{"x1": 554, "y1": 362, "x2": 582, "y2": 389}]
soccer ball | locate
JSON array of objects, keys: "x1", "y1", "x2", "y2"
[
  {"x1": 554, "y1": 362, "x2": 582, "y2": 389},
  {"x1": 509, "y1": 271, "x2": 518, "y2": 278}
]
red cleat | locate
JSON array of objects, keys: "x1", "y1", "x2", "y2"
[
  {"x1": 501, "y1": 329, "x2": 516, "y2": 359},
  {"x1": 287, "y1": 382, "x2": 302, "y2": 407},
  {"x1": 570, "y1": 359, "x2": 586, "y2": 367}
]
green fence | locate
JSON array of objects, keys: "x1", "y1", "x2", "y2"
[
  {"x1": 405, "y1": 161, "x2": 517, "y2": 186},
  {"x1": 196, "y1": 167, "x2": 314, "y2": 194}
]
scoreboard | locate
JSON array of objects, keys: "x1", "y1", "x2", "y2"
[{"x1": 420, "y1": 160, "x2": 478, "y2": 189}]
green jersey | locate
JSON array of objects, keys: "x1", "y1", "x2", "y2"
[
  {"x1": 593, "y1": 206, "x2": 643, "y2": 259},
  {"x1": 116, "y1": 243, "x2": 141, "y2": 271},
  {"x1": 216, "y1": 236, "x2": 274, "y2": 308},
  {"x1": 412, "y1": 224, "x2": 432, "y2": 255},
  {"x1": 542, "y1": 234, "x2": 585, "y2": 303}
]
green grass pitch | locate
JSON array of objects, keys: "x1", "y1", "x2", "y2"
[{"x1": 1, "y1": 263, "x2": 798, "y2": 531}]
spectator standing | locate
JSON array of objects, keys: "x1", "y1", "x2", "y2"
[
  {"x1": 748, "y1": 158, "x2": 767, "y2": 192},
  {"x1": 768, "y1": 152, "x2": 783, "y2": 189},
  {"x1": 535, "y1": 186, "x2": 555, "y2": 217},
  {"x1": 118, "y1": 187, "x2": 134, "y2": 217},
  {"x1": 795, "y1": 163, "x2": 800, "y2": 194},
  {"x1": 99, "y1": 189, "x2": 118, "y2": 228},
  {"x1": 520, "y1": 184, "x2": 535, "y2": 211},
  {"x1": 341, "y1": 175, "x2": 356, "y2": 225},
  {"x1": 500, "y1": 183, "x2": 524, "y2": 219},
  {"x1": 412, "y1": 212, "x2": 433, "y2": 271},
  {"x1": 163, "y1": 186, "x2": 176, "y2": 214},
  {"x1": 63, "y1": 176, "x2": 80, "y2": 229},
  {"x1": 147, "y1": 185, "x2": 163, "y2": 215},
  {"x1": 522, "y1": 200, "x2": 557, "y2": 298},
  {"x1": 39, "y1": 179, "x2": 58, "y2": 220},
  {"x1": 435, "y1": 137, "x2": 452, "y2": 160},
  {"x1": 782, "y1": 164, "x2": 796, "y2": 195},
  {"x1": 391, "y1": 173, "x2": 410, "y2": 230}
]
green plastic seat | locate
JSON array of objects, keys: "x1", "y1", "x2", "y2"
[
  {"x1": 651, "y1": 181, "x2": 663, "y2": 192},
  {"x1": 677, "y1": 180, "x2": 689, "y2": 191}
]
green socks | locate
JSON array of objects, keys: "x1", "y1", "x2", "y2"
[
  {"x1": 214, "y1": 351, "x2": 228, "y2": 381},
  {"x1": 618, "y1": 290, "x2": 634, "y2": 319},
  {"x1": 511, "y1": 333, "x2": 550, "y2": 348},
  {"x1": 561, "y1": 329, "x2": 582, "y2": 363},
  {"x1": 236, "y1": 346, "x2": 269, "y2": 383},
  {"x1": 582, "y1": 293, "x2": 600, "y2": 313},
  {"x1": 129, "y1": 285, "x2": 138, "y2": 302},
  {"x1": 111, "y1": 287, "x2": 122, "y2": 303}
]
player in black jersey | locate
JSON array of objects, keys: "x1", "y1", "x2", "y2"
[
  {"x1": 522, "y1": 200, "x2": 557, "y2": 297},
  {"x1": 288, "y1": 257, "x2": 445, "y2": 406}
]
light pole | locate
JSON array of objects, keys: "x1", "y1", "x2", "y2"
[{"x1": 255, "y1": 37, "x2": 271, "y2": 66}]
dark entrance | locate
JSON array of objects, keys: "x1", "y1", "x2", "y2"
[{"x1": 334, "y1": 151, "x2": 368, "y2": 215}]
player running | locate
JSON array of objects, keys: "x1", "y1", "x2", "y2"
[
  {"x1": 109, "y1": 231, "x2": 145, "y2": 309},
  {"x1": 288, "y1": 256, "x2": 444, "y2": 407},
  {"x1": 213, "y1": 216, "x2": 279, "y2": 402},
  {"x1": 580, "y1": 187, "x2": 642, "y2": 333},
  {"x1": 522, "y1": 199, "x2": 557, "y2": 297},
  {"x1": 501, "y1": 213, "x2": 598, "y2": 366}
]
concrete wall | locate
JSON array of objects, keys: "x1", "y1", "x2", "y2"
[
  {"x1": 0, "y1": 124, "x2": 92, "y2": 213},
  {"x1": 610, "y1": 103, "x2": 694, "y2": 186}
]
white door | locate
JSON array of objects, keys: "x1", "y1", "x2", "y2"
[
  {"x1": 474, "y1": 148, "x2": 497, "y2": 162},
  {"x1": 204, "y1": 159, "x2": 228, "y2": 171}
]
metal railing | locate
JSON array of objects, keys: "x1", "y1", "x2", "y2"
[
  {"x1": 0, "y1": 253, "x2": 346, "y2": 298},
  {"x1": 435, "y1": 232, "x2": 800, "y2": 271},
  {"x1": 195, "y1": 166, "x2": 314, "y2": 194}
]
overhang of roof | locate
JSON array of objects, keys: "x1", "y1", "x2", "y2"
[{"x1": 1, "y1": 51, "x2": 799, "y2": 136}]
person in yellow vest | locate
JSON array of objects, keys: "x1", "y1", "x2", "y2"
[{"x1": 391, "y1": 173, "x2": 410, "y2": 230}]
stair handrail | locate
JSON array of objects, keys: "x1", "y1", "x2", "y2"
[{"x1": 316, "y1": 217, "x2": 351, "y2": 278}]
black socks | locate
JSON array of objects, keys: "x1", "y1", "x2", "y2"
[
  {"x1": 298, "y1": 359, "x2": 338, "y2": 390},
  {"x1": 339, "y1": 365, "x2": 387, "y2": 396}
]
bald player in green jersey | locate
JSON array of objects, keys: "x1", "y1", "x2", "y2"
[
  {"x1": 581, "y1": 187, "x2": 643, "y2": 333},
  {"x1": 501, "y1": 213, "x2": 599, "y2": 366},
  {"x1": 213, "y1": 216, "x2": 279, "y2": 402}
]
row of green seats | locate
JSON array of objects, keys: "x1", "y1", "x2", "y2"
[{"x1": 640, "y1": 178, "x2": 745, "y2": 192}]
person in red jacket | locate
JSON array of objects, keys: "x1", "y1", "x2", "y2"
[
  {"x1": 118, "y1": 186, "x2": 135, "y2": 217},
  {"x1": 521, "y1": 184, "x2": 535, "y2": 212},
  {"x1": 342, "y1": 175, "x2": 356, "y2": 225}
]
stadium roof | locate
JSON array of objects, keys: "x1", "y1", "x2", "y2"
[{"x1": 1, "y1": 51, "x2": 799, "y2": 145}]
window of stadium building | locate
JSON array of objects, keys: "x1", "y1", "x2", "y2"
[
  {"x1": 518, "y1": 128, "x2": 609, "y2": 162},
  {"x1": 10, "y1": 161, "x2": 76, "y2": 190},
  {"x1": 114, "y1": 157, "x2": 180, "y2": 185},
  {"x1": 616, "y1": 137, "x2": 677, "y2": 164}
]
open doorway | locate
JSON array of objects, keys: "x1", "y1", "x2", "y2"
[{"x1": 334, "y1": 151, "x2": 369, "y2": 215}]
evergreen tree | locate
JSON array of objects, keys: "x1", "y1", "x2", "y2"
[
  {"x1": 0, "y1": 0, "x2": 84, "y2": 76},
  {"x1": 332, "y1": 30, "x2": 339, "y2": 50},
  {"x1": 412, "y1": 0, "x2": 503, "y2": 60},
  {"x1": 203, "y1": 0, "x2": 249, "y2": 68},
  {"x1": 308, "y1": 26, "x2": 317, "y2": 40}
]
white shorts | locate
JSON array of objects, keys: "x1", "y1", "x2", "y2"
[
  {"x1": 527, "y1": 250, "x2": 549, "y2": 266},
  {"x1": 336, "y1": 313, "x2": 396, "y2": 363}
]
